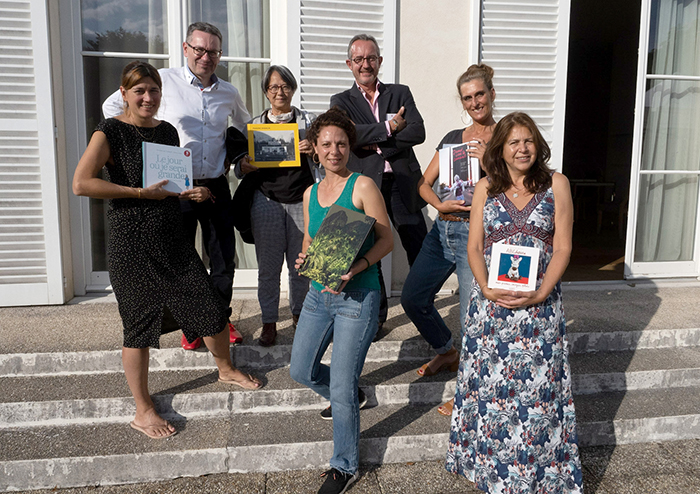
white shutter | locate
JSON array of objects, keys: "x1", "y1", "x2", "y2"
[
  {"x1": 479, "y1": 0, "x2": 571, "y2": 170},
  {"x1": 0, "y1": 0, "x2": 64, "y2": 306},
  {"x1": 290, "y1": 0, "x2": 396, "y2": 114}
]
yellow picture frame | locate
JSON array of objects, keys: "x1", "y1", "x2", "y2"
[{"x1": 247, "y1": 123, "x2": 301, "y2": 168}]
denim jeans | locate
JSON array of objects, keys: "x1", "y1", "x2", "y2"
[
  {"x1": 400, "y1": 217, "x2": 472, "y2": 354},
  {"x1": 289, "y1": 287, "x2": 380, "y2": 475}
]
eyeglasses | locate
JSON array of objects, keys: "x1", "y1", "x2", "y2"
[
  {"x1": 186, "y1": 42, "x2": 222, "y2": 59},
  {"x1": 350, "y1": 55, "x2": 379, "y2": 65},
  {"x1": 267, "y1": 84, "x2": 293, "y2": 94}
]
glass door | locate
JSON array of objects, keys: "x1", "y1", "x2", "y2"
[
  {"x1": 626, "y1": 0, "x2": 700, "y2": 278},
  {"x1": 78, "y1": 0, "x2": 270, "y2": 289}
]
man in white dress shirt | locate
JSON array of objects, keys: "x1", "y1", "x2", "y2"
[{"x1": 103, "y1": 22, "x2": 250, "y2": 350}]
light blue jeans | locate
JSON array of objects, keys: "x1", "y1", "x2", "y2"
[
  {"x1": 401, "y1": 217, "x2": 472, "y2": 354},
  {"x1": 289, "y1": 287, "x2": 380, "y2": 475}
]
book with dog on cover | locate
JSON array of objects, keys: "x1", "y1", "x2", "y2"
[
  {"x1": 298, "y1": 204, "x2": 376, "y2": 292},
  {"x1": 487, "y1": 242, "x2": 540, "y2": 292}
]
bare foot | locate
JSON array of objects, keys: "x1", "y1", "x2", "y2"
[
  {"x1": 417, "y1": 348, "x2": 459, "y2": 376},
  {"x1": 218, "y1": 368, "x2": 262, "y2": 389},
  {"x1": 438, "y1": 398, "x2": 454, "y2": 416},
  {"x1": 130, "y1": 408, "x2": 176, "y2": 439}
]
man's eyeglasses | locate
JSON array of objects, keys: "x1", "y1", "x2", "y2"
[
  {"x1": 186, "y1": 42, "x2": 222, "y2": 59},
  {"x1": 351, "y1": 55, "x2": 379, "y2": 65},
  {"x1": 267, "y1": 84, "x2": 293, "y2": 94}
]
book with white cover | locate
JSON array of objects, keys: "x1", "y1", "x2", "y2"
[
  {"x1": 142, "y1": 142, "x2": 193, "y2": 194},
  {"x1": 487, "y1": 242, "x2": 541, "y2": 292}
]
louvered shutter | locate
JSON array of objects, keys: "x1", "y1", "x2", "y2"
[
  {"x1": 480, "y1": 0, "x2": 571, "y2": 169},
  {"x1": 0, "y1": 0, "x2": 64, "y2": 306},
  {"x1": 293, "y1": 0, "x2": 396, "y2": 113}
]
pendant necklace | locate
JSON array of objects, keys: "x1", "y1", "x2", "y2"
[
  {"x1": 512, "y1": 184, "x2": 525, "y2": 198},
  {"x1": 129, "y1": 114, "x2": 156, "y2": 142}
]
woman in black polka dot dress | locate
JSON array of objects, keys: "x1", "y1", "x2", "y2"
[{"x1": 73, "y1": 61, "x2": 261, "y2": 439}]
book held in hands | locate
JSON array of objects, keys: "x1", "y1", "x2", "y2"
[
  {"x1": 298, "y1": 204, "x2": 376, "y2": 292},
  {"x1": 487, "y1": 242, "x2": 541, "y2": 292},
  {"x1": 247, "y1": 123, "x2": 301, "y2": 168},
  {"x1": 438, "y1": 141, "x2": 480, "y2": 206},
  {"x1": 142, "y1": 142, "x2": 193, "y2": 194}
]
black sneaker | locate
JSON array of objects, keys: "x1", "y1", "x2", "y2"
[
  {"x1": 320, "y1": 387, "x2": 367, "y2": 420},
  {"x1": 318, "y1": 468, "x2": 359, "y2": 494}
]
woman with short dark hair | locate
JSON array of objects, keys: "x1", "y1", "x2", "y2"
[
  {"x1": 290, "y1": 107, "x2": 393, "y2": 494},
  {"x1": 236, "y1": 65, "x2": 319, "y2": 347},
  {"x1": 446, "y1": 112, "x2": 582, "y2": 493}
]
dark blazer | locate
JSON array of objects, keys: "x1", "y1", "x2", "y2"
[{"x1": 330, "y1": 82, "x2": 427, "y2": 213}]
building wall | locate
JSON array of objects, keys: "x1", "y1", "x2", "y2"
[{"x1": 391, "y1": 0, "x2": 473, "y2": 289}]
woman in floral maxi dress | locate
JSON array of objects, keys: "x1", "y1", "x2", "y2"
[{"x1": 446, "y1": 112, "x2": 583, "y2": 493}]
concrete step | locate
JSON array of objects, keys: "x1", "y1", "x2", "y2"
[
  {"x1": 2, "y1": 347, "x2": 700, "y2": 428},
  {"x1": 3, "y1": 326, "x2": 700, "y2": 378},
  {"x1": 3, "y1": 389, "x2": 700, "y2": 491}
]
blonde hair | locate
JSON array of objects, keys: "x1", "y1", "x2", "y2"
[{"x1": 456, "y1": 64, "x2": 495, "y2": 94}]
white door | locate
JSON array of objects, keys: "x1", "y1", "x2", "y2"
[
  {"x1": 63, "y1": 0, "x2": 272, "y2": 293},
  {"x1": 0, "y1": 0, "x2": 64, "y2": 306},
  {"x1": 625, "y1": 0, "x2": 700, "y2": 279}
]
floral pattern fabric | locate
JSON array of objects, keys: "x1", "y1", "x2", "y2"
[{"x1": 446, "y1": 188, "x2": 583, "y2": 494}]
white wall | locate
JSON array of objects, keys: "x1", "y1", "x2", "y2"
[{"x1": 390, "y1": 0, "x2": 473, "y2": 290}]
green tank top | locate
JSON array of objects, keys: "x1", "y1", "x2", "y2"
[{"x1": 308, "y1": 173, "x2": 380, "y2": 292}]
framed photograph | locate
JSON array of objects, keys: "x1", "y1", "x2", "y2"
[
  {"x1": 487, "y1": 242, "x2": 541, "y2": 292},
  {"x1": 247, "y1": 123, "x2": 301, "y2": 168}
]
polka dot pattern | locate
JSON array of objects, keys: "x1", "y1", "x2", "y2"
[{"x1": 97, "y1": 118, "x2": 227, "y2": 349}]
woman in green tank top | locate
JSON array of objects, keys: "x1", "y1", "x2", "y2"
[{"x1": 290, "y1": 108, "x2": 393, "y2": 494}]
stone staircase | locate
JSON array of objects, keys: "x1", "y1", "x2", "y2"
[{"x1": 1, "y1": 283, "x2": 700, "y2": 492}]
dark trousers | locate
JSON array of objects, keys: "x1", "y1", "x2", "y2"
[
  {"x1": 181, "y1": 175, "x2": 236, "y2": 318},
  {"x1": 377, "y1": 173, "x2": 428, "y2": 324}
]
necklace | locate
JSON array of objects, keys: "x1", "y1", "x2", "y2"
[
  {"x1": 128, "y1": 114, "x2": 156, "y2": 141},
  {"x1": 512, "y1": 184, "x2": 525, "y2": 198}
]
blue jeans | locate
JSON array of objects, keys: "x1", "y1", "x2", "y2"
[
  {"x1": 289, "y1": 287, "x2": 380, "y2": 475},
  {"x1": 400, "y1": 217, "x2": 472, "y2": 354}
]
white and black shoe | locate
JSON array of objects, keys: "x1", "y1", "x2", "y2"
[
  {"x1": 320, "y1": 387, "x2": 367, "y2": 420},
  {"x1": 318, "y1": 468, "x2": 359, "y2": 494}
]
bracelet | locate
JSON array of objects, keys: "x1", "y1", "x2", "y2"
[
  {"x1": 359, "y1": 256, "x2": 371, "y2": 269},
  {"x1": 137, "y1": 188, "x2": 141, "y2": 199}
]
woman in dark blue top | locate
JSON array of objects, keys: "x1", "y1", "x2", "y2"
[{"x1": 401, "y1": 64, "x2": 497, "y2": 417}]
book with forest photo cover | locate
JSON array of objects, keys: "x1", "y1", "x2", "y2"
[{"x1": 298, "y1": 204, "x2": 376, "y2": 292}]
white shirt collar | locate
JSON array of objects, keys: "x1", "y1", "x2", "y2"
[{"x1": 184, "y1": 65, "x2": 219, "y2": 89}]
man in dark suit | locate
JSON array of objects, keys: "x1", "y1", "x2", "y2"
[{"x1": 331, "y1": 34, "x2": 428, "y2": 330}]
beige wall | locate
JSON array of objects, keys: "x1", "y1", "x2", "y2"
[{"x1": 389, "y1": 0, "x2": 473, "y2": 291}]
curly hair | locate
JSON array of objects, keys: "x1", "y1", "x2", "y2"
[
  {"x1": 306, "y1": 106, "x2": 357, "y2": 149},
  {"x1": 483, "y1": 112, "x2": 552, "y2": 196}
]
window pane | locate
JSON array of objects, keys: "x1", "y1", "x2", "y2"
[
  {"x1": 83, "y1": 56, "x2": 169, "y2": 271},
  {"x1": 81, "y1": 0, "x2": 168, "y2": 53},
  {"x1": 641, "y1": 79, "x2": 700, "y2": 172},
  {"x1": 215, "y1": 61, "x2": 269, "y2": 118},
  {"x1": 188, "y1": 0, "x2": 270, "y2": 58},
  {"x1": 648, "y1": 0, "x2": 700, "y2": 76},
  {"x1": 634, "y1": 173, "x2": 698, "y2": 262}
]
